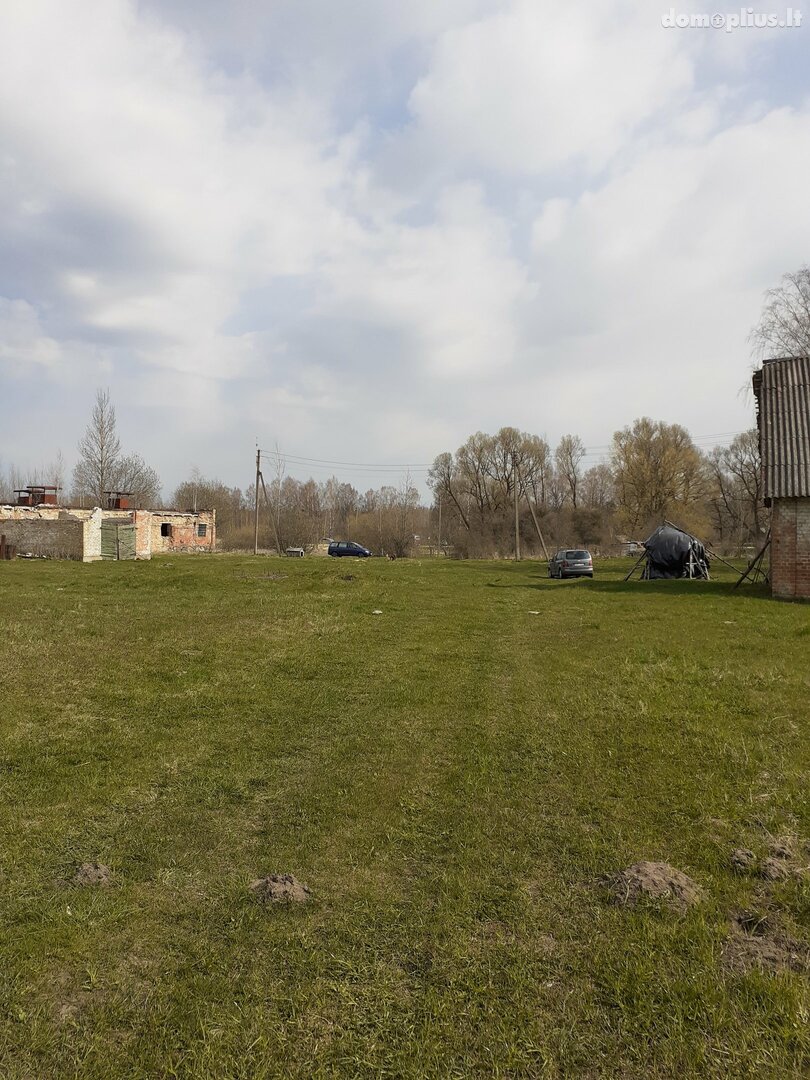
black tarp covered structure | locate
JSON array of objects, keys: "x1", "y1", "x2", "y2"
[{"x1": 641, "y1": 523, "x2": 710, "y2": 579}]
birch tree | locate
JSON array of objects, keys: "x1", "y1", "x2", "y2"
[{"x1": 750, "y1": 266, "x2": 810, "y2": 359}]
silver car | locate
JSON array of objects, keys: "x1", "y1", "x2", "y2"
[{"x1": 548, "y1": 548, "x2": 593, "y2": 578}]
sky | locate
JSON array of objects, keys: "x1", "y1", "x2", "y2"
[{"x1": 1, "y1": 0, "x2": 809, "y2": 500}]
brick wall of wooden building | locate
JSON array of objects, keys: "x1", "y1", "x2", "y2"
[{"x1": 771, "y1": 497, "x2": 810, "y2": 600}]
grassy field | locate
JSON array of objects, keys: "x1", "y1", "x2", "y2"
[{"x1": 0, "y1": 554, "x2": 808, "y2": 1078}]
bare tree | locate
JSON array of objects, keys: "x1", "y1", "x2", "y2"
[
  {"x1": 0, "y1": 460, "x2": 13, "y2": 502},
  {"x1": 705, "y1": 430, "x2": 765, "y2": 552},
  {"x1": 580, "y1": 462, "x2": 614, "y2": 509},
  {"x1": 427, "y1": 450, "x2": 470, "y2": 531},
  {"x1": 555, "y1": 434, "x2": 586, "y2": 508},
  {"x1": 750, "y1": 266, "x2": 810, "y2": 360},
  {"x1": 1, "y1": 452, "x2": 66, "y2": 502},
  {"x1": 188, "y1": 465, "x2": 202, "y2": 511},
  {"x1": 72, "y1": 389, "x2": 121, "y2": 505},
  {"x1": 71, "y1": 389, "x2": 161, "y2": 507},
  {"x1": 112, "y1": 453, "x2": 162, "y2": 508},
  {"x1": 49, "y1": 450, "x2": 66, "y2": 502},
  {"x1": 174, "y1": 474, "x2": 246, "y2": 534},
  {"x1": 428, "y1": 428, "x2": 555, "y2": 556},
  {"x1": 270, "y1": 443, "x2": 285, "y2": 550}
]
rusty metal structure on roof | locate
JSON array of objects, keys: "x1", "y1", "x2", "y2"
[
  {"x1": 14, "y1": 485, "x2": 59, "y2": 506},
  {"x1": 103, "y1": 490, "x2": 132, "y2": 510},
  {"x1": 753, "y1": 356, "x2": 810, "y2": 501}
]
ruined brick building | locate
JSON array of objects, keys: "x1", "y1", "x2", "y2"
[
  {"x1": 0, "y1": 489, "x2": 215, "y2": 561},
  {"x1": 753, "y1": 356, "x2": 810, "y2": 600}
]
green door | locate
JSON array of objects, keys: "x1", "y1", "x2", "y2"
[
  {"x1": 100, "y1": 522, "x2": 137, "y2": 560},
  {"x1": 117, "y1": 524, "x2": 136, "y2": 560},
  {"x1": 100, "y1": 523, "x2": 118, "y2": 560}
]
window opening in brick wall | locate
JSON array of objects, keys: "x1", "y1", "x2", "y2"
[
  {"x1": 161, "y1": 523, "x2": 172, "y2": 537},
  {"x1": 197, "y1": 523, "x2": 207, "y2": 538}
]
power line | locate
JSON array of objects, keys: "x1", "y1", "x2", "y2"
[
  {"x1": 259, "y1": 448, "x2": 432, "y2": 472},
  {"x1": 281, "y1": 461, "x2": 430, "y2": 475},
  {"x1": 257, "y1": 427, "x2": 751, "y2": 480}
]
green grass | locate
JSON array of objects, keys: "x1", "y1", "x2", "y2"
[{"x1": 0, "y1": 554, "x2": 808, "y2": 1078}]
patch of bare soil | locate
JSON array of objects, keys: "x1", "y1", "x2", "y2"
[
  {"x1": 730, "y1": 835, "x2": 810, "y2": 880},
  {"x1": 768, "y1": 838, "x2": 795, "y2": 860},
  {"x1": 57, "y1": 991, "x2": 96, "y2": 1024},
  {"x1": 235, "y1": 572, "x2": 287, "y2": 581},
  {"x1": 45, "y1": 971, "x2": 109, "y2": 1025},
  {"x1": 472, "y1": 920, "x2": 519, "y2": 945},
  {"x1": 766, "y1": 836, "x2": 810, "y2": 879},
  {"x1": 606, "y1": 861, "x2": 702, "y2": 912},
  {"x1": 73, "y1": 862, "x2": 112, "y2": 886},
  {"x1": 340, "y1": 574, "x2": 355, "y2": 581},
  {"x1": 250, "y1": 873, "x2": 312, "y2": 904},
  {"x1": 761, "y1": 857, "x2": 791, "y2": 881},
  {"x1": 723, "y1": 912, "x2": 810, "y2": 974},
  {"x1": 730, "y1": 848, "x2": 756, "y2": 872}
]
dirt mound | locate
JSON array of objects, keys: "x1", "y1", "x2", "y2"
[
  {"x1": 765, "y1": 836, "x2": 809, "y2": 879},
  {"x1": 74, "y1": 862, "x2": 111, "y2": 886},
  {"x1": 761, "y1": 856, "x2": 791, "y2": 881},
  {"x1": 768, "y1": 839, "x2": 794, "y2": 860},
  {"x1": 723, "y1": 912, "x2": 810, "y2": 974},
  {"x1": 607, "y1": 861, "x2": 702, "y2": 911},
  {"x1": 730, "y1": 848, "x2": 756, "y2": 872},
  {"x1": 728, "y1": 835, "x2": 810, "y2": 880},
  {"x1": 250, "y1": 873, "x2": 312, "y2": 904}
]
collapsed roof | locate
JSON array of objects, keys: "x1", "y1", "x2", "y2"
[{"x1": 642, "y1": 524, "x2": 710, "y2": 580}]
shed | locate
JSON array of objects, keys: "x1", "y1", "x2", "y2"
[{"x1": 753, "y1": 356, "x2": 810, "y2": 599}]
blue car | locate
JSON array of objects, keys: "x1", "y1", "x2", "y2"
[{"x1": 328, "y1": 541, "x2": 372, "y2": 557}]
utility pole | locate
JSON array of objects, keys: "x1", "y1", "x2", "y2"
[
  {"x1": 253, "y1": 446, "x2": 260, "y2": 555},
  {"x1": 512, "y1": 451, "x2": 521, "y2": 562},
  {"x1": 515, "y1": 460, "x2": 549, "y2": 560},
  {"x1": 437, "y1": 497, "x2": 442, "y2": 558}
]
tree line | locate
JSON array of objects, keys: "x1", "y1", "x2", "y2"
[
  {"x1": 173, "y1": 472, "x2": 426, "y2": 557},
  {"x1": 3, "y1": 263, "x2": 807, "y2": 555},
  {"x1": 428, "y1": 421, "x2": 763, "y2": 558},
  {"x1": 221, "y1": 262, "x2": 806, "y2": 557},
  {"x1": 0, "y1": 400, "x2": 766, "y2": 558},
  {"x1": 170, "y1": 420, "x2": 764, "y2": 557}
]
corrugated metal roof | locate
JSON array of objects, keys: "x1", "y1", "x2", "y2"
[{"x1": 754, "y1": 356, "x2": 810, "y2": 499}]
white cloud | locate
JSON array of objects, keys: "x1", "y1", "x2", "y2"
[
  {"x1": 319, "y1": 184, "x2": 531, "y2": 379},
  {"x1": 529, "y1": 104, "x2": 810, "y2": 332},
  {"x1": 0, "y1": 0, "x2": 360, "y2": 384},
  {"x1": 0, "y1": 299, "x2": 61, "y2": 371},
  {"x1": 407, "y1": 1, "x2": 695, "y2": 175},
  {"x1": 532, "y1": 198, "x2": 571, "y2": 249},
  {"x1": 1, "y1": 0, "x2": 807, "y2": 494}
]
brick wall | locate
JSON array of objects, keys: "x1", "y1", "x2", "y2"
[
  {"x1": 82, "y1": 508, "x2": 103, "y2": 562},
  {"x1": 150, "y1": 510, "x2": 216, "y2": 554},
  {"x1": 1, "y1": 505, "x2": 216, "y2": 560},
  {"x1": 132, "y1": 510, "x2": 152, "y2": 558},
  {"x1": 0, "y1": 517, "x2": 84, "y2": 560},
  {"x1": 771, "y1": 497, "x2": 810, "y2": 600},
  {"x1": 1, "y1": 505, "x2": 63, "y2": 522}
]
